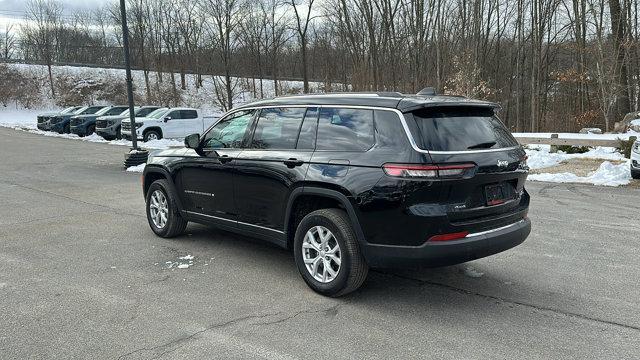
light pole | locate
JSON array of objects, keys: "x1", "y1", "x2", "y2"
[{"x1": 120, "y1": 0, "x2": 148, "y2": 167}]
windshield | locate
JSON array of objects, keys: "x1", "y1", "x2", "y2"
[
  {"x1": 146, "y1": 108, "x2": 169, "y2": 119},
  {"x1": 95, "y1": 107, "x2": 113, "y2": 116},
  {"x1": 60, "y1": 107, "x2": 76, "y2": 114},
  {"x1": 73, "y1": 107, "x2": 88, "y2": 115},
  {"x1": 119, "y1": 107, "x2": 139, "y2": 117},
  {"x1": 410, "y1": 107, "x2": 519, "y2": 151},
  {"x1": 82, "y1": 107, "x2": 105, "y2": 115}
]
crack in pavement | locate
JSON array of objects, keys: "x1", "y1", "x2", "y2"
[
  {"x1": 117, "y1": 303, "x2": 346, "y2": 360},
  {"x1": 0, "y1": 180, "x2": 144, "y2": 219},
  {"x1": 116, "y1": 311, "x2": 285, "y2": 360},
  {"x1": 0, "y1": 209, "x2": 107, "y2": 228},
  {"x1": 375, "y1": 271, "x2": 640, "y2": 332}
]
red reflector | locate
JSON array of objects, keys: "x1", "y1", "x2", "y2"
[
  {"x1": 488, "y1": 199, "x2": 505, "y2": 206},
  {"x1": 429, "y1": 231, "x2": 470, "y2": 242}
]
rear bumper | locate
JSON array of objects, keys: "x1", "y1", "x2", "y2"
[{"x1": 362, "y1": 218, "x2": 531, "y2": 268}]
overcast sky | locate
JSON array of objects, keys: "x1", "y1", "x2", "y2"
[
  {"x1": 0, "y1": 0, "x2": 102, "y2": 13},
  {"x1": 0, "y1": 0, "x2": 107, "y2": 28}
]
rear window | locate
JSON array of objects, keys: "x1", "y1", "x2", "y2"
[{"x1": 410, "y1": 107, "x2": 519, "y2": 151}]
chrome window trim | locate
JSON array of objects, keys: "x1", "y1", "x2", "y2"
[{"x1": 207, "y1": 104, "x2": 520, "y2": 155}]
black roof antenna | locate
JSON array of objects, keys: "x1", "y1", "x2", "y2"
[{"x1": 417, "y1": 87, "x2": 437, "y2": 96}]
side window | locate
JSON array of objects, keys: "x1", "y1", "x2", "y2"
[
  {"x1": 296, "y1": 107, "x2": 318, "y2": 150},
  {"x1": 202, "y1": 110, "x2": 255, "y2": 149},
  {"x1": 106, "y1": 107, "x2": 128, "y2": 116},
  {"x1": 250, "y1": 107, "x2": 306, "y2": 149},
  {"x1": 316, "y1": 108, "x2": 374, "y2": 151},
  {"x1": 168, "y1": 110, "x2": 182, "y2": 120},
  {"x1": 180, "y1": 110, "x2": 198, "y2": 119}
]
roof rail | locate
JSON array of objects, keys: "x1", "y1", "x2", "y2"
[{"x1": 417, "y1": 87, "x2": 437, "y2": 96}]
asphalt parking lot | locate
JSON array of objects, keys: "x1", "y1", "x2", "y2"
[{"x1": 1, "y1": 126, "x2": 639, "y2": 359}]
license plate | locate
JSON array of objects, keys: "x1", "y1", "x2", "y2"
[{"x1": 485, "y1": 184, "x2": 506, "y2": 206}]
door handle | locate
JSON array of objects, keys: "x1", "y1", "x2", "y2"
[
  {"x1": 219, "y1": 155, "x2": 233, "y2": 164},
  {"x1": 284, "y1": 158, "x2": 304, "y2": 168}
]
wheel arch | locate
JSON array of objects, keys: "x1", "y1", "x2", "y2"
[
  {"x1": 284, "y1": 187, "x2": 366, "y2": 250},
  {"x1": 143, "y1": 165, "x2": 184, "y2": 211},
  {"x1": 143, "y1": 127, "x2": 163, "y2": 138}
]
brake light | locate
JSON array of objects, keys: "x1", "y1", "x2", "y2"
[
  {"x1": 383, "y1": 163, "x2": 475, "y2": 178},
  {"x1": 429, "y1": 231, "x2": 470, "y2": 242}
]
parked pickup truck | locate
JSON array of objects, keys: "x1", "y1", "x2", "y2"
[
  {"x1": 37, "y1": 106, "x2": 82, "y2": 131},
  {"x1": 49, "y1": 106, "x2": 106, "y2": 134},
  {"x1": 121, "y1": 107, "x2": 216, "y2": 141},
  {"x1": 70, "y1": 106, "x2": 130, "y2": 137},
  {"x1": 96, "y1": 106, "x2": 160, "y2": 140}
]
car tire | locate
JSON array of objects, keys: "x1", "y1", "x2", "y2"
[
  {"x1": 294, "y1": 208, "x2": 368, "y2": 297},
  {"x1": 146, "y1": 179, "x2": 188, "y2": 238},
  {"x1": 632, "y1": 168, "x2": 640, "y2": 180},
  {"x1": 63, "y1": 124, "x2": 70, "y2": 134},
  {"x1": 115, "y1": 126, "x2": 122, "y2": 140},
  {"x1": 86, "y1": 125, "x2": 96, "y2": 136},
  {"x1": 144, "y1": 130, "x2": 162, "y2": 142}
]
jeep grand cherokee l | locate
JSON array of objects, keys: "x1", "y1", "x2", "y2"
[{"x1": 141, "y1": 92, "x2": 531, "y2": 296}]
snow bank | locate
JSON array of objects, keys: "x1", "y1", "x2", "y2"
[
  {"x1": 0, "y1": 108, "x2": 42, "y2": 129},
  {"x1": 525, "y1": 145, "x2": 627, "y2": 170},
  {"x1": 514, "y1": 132, "x2": 639, "y2": 141},
  {"x1": 528, "y1": 161, "x2": 632, "y2": 187},
  {"x1": 126, "y1": 164, "x2": 146, "y2": 173},
  {"x1": 0, "y1": 107, "x2": 185, "y2": 151}
]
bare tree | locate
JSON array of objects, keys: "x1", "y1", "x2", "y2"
[
  {"x1": 289, "y1": 0, "x2": 317, "y2": 93},
  {"x1": 23, "y1": 0, "x2": 63, "y2": 97},
  {"x1": 0, "y1": 24, "x2": 17, "y2": 60}
]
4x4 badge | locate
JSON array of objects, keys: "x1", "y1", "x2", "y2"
[{"x1": 497, "y1": 160, "x2": 509, "y2": 168}]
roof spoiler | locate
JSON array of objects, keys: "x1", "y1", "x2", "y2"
[{"x1": 417, "y1": 87, "x2": 437, "y2": 96}]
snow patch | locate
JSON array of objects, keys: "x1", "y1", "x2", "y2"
[
  {"x1": 528, "y1": 161, "x2": 631, "y2": 187},
  {"x1": 525, "y1": 145, "x2": 627, "y2": 170},
  {"x1": 164, "y1": 255, "x2": 195, "y2": 269},
  {"x1": 126, "y1": 163, "x2": 146, "y2": 173}
]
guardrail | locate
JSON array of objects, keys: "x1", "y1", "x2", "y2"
[{"x1": 513, "y1": 134, "x2": 637, "y2": 152}]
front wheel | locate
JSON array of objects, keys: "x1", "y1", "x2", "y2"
[
  {"x1": 294, "y1": 209, "x2": 368, "y2": 297},
  {"x1": 632, "y1": 168, "x2": 640, "y2": 180},
  {"x1": 146, "y1": 179, "x2": 187, "y2": 238},
  {"x1": 144, "y1": 130, "x2": 162, "y2": 142}
]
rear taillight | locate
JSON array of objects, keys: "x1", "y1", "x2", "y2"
[{"x1": 383, "y1": 163, "x2": 475, "y2": 179}]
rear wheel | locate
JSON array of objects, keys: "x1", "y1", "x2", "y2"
[
  {"x1": 294, "y1": 209, "x2": 368, "y2": 297},
  {"x1": 146, "y1": 179, "x2": 187, "y2": 238}
]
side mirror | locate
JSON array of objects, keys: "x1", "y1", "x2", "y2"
[
  {"x1": 184, "y1": 133, "x2": 200, "y2": 150},
  {"x1": 164, "y1": 116, "x2": 172, "y2": 122}
]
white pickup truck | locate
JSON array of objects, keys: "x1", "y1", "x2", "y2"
[{"x1": 121, "y1": 107, "x2": 216, "y2": 142}]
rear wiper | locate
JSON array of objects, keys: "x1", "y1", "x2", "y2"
[{"x1": 467, "y1": 141, "x2": 497, "y2": 149}]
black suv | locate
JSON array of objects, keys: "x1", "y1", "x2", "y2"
[{"x1": 142, "y1": 92, "x2": 531, "y2": 296}]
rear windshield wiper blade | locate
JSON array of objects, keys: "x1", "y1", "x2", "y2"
[{"x1": 467, "y1": 141, "x2": 497, "y2": 149}]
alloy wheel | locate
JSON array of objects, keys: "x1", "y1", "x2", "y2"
[
  {"x1": 149, "y1": 190, "x2": 169, "y2": 229},
  {"x1": 302, "y1": 226, "x2": 341, "y2": 283}
]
